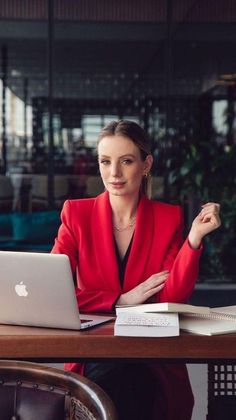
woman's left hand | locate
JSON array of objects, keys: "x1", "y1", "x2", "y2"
[{"x1": 188, "y1": 202, "x2": 221, "y2": 249}]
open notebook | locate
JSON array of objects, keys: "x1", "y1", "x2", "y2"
[
  {"x1": 0, "y1": 251, "x2": 114, "y2": 330},
  {"x1": 180, "y1": 306, "x2": 236, "y2": 336}
]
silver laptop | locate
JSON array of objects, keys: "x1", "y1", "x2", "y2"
[{"x1": 0, "y1": 251, "x2": 114, "y2": 330}]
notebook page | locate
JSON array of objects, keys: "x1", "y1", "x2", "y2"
[{"x1": 180, "y1": 315, "x2": 236, "y2": 336}]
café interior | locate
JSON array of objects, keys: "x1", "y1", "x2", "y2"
[{"x1": 1, "y1": 0, "x2": 235, "y2": 286}]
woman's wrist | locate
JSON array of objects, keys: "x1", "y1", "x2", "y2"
[
  {"x1": 188, "y1": 231, "x2": 202, "y2": 250},
  {"x1": 116, "y1": 294, "x2": 125, "y2": 305}
]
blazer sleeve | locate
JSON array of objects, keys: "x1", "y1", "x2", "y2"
[
  {"x1": 158, "y1": 206, "x2": 203, "y2": 303},
  {"x1": 51, "y1": 200, "x2": 121, "y2": 313}
]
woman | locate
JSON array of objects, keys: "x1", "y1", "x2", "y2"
[{"x1": 52, "y1": 120, "x2": 221, "y2": 420}]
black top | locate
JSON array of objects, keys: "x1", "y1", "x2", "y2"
[{"x1": 114, "y1": 235, "x2": 133, "y2": 286}]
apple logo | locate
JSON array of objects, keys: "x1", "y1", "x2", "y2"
[{"x1": 15, "y1": 281, "x2": 28, "y2": 297}]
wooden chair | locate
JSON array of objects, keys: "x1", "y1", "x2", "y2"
[{"x1": 0, "y1": 360, "x2": 117, "y2": 420}]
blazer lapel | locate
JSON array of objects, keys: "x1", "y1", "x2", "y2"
[
  {"x1": 92, "y1": 192, "x2": 121, "y2": 292},
  {"x1": 123, "y1": 195, "x2": 154, "y2": 292}
]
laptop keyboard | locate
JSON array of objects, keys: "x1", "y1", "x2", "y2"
[{"x1": 80, "y1": 318, "x2": 93, "y2": 324}]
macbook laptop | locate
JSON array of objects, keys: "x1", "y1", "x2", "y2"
[{"x1": 0, "y1": 251, "x2": 114, "y2": 330}]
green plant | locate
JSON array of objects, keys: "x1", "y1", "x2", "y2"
[{"x1": 167, "y1": 140, "x2": 236, "y2": 281}]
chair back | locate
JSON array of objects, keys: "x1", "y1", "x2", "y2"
[
  {"x1": 207, "y1": 363, "x2": 236, "y2": 420},
  {"x1": 0, "y1": 176, "x2": 14, "y2": 211},
  {"x1": 0, "y1": 360, "x2": 117, "y2": 420},
  {"x1": 31, "y1": 175, "x2": 69, "y2": 209},
  {"x1": 86, "y1": 176, "x2": 104, "y2": 197}
]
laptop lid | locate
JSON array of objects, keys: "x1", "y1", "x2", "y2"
[{"x1": 0, "y1": 251, "x2": 113, "y2": 330}]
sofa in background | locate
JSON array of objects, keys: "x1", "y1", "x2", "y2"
[{"x1": 0, "y1": 211, "x2": 61, "y2": 252}]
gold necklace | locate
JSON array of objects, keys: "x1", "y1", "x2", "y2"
[{"x1": 113, "y1": 217, "x2": 136, "y2": 232}]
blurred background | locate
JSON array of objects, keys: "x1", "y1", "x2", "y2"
[{"x1": 0, "y1": 0, "x2": 236, "y2": 290}]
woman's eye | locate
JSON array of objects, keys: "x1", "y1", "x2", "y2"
[
  {"x1": 100, "y1": 160, "x2": 110, "y2": 165},
  {"x1": 122, "y1": 159, "x2": 133, "y2": 165}
]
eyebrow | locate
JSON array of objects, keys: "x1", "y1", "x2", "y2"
[{"x1": 99, "y1": 154, "x2": 136, "y2": 159}]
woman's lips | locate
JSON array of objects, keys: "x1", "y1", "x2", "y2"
[{"x1": 110, "y1": 182, "x2": 126, "y2": 188}]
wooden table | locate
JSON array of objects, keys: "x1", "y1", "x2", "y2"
[
  {"x1": 2, "y1": 321, "x2": 236, "y2": 418},
  {"x1": 0, "y1": 321, "x2": 236, "y2": 363}
]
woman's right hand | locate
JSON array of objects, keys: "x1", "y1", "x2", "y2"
[{"x1": 116, "y1": 270, "x2": 169, "y2": 306}]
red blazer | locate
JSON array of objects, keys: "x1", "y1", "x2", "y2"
[
  {"x1": 52, "y1": 191, "x2": 201, "y2": 419},
  {"x1": 52, "y1": 191, "x2": 202, "y2": 312}
]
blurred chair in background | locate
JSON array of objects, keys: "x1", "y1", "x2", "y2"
[
  {"x1": 85, "y1": 176, "x2": 104, "y2": 197},
  {"x1": 30, "y1": 175, "x2": 69, "y2": 210},
  {"x1": 0, "y1": 175, "x2": 14, "y2": 212}
]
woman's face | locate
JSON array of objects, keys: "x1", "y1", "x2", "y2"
[{"x1": 98, "y1": 135, "x2": 153, "y2": 197}]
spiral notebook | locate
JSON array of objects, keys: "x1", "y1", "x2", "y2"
[{"x1": 179, "y1": 305, "x2": 236, "y2": 336}]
